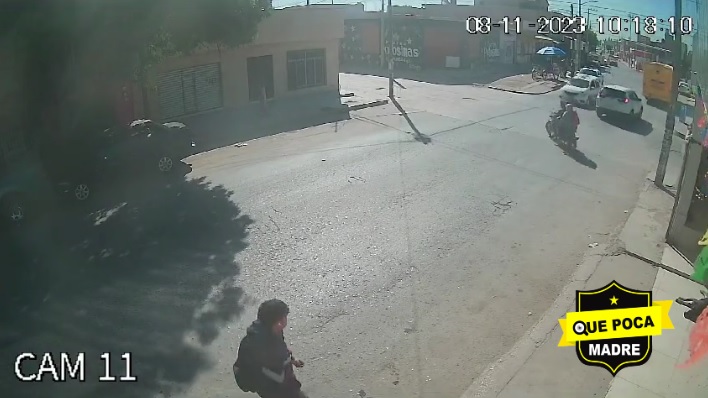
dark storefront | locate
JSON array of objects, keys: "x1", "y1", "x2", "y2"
[{"x1": 686, "y1": 150, "x2": 708, "y2": 231}]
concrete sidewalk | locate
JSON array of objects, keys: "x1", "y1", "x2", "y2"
[
  {"x1": 341, "y1": 63, "x2": 529, "y2": 86},
  {"x1": 488, "y1": 74, "x2": 565, "y2": 95},
  {"x1": 180, "y1": 89, "x2": 387, "y2": 153},
  {"x1": 459, "y1": 151, "x2": 693, "y2": 398},
  {"x1": 605, "y1": 247, "x2": 708, "y2": 398}
]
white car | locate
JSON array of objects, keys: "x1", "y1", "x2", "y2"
[
  {"x1": 560, "y1": 76, "x2": 601, "y2": 108},
  {"x1": 595, "y1": 85, "x2": 643, "y2": 120},
  {"x1": 576, "y1": 67, "x2": 604, "y2": 85},
  {"x1": 679, "y1": 81, "x2": 692, "y2": 97}
]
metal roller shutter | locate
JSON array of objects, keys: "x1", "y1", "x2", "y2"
[
  {"x1": 194, "y1": 63, "x2": 222, "y2": 112},
  {"x1": 182, "y1": 71, "x2": 198, "y2": 115},
  {"x1": 157, "y1": 63, "x2": 222, "y2": 119},
  {"x1": 158, "y1": 71, "x2": 185, "y2": 119}
]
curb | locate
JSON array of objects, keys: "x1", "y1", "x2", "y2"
[
  {"x1": 487, "y1": 85, "x2": 561, "y2": 95},
  {"x1": 458, "y1": 177, "x2": 675, "y2": 398},
  {"x1": 674, "y1": 131, "x2": 689, "y2": 140},
  {"x1": 322, "y1": 99, "x2": 389, "y2": 113}
]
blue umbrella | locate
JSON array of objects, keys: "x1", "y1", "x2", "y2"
[{"x1": 536, "y1": 46, "x2": 566, "y2": 56}]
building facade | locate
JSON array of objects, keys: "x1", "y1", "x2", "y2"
[
  {"x1": 667, "y1": 1, "x2": 708, "y2": 259},
  {"x1": 339, "y1": 1, "x2": 562, "y2": 71},
  {"x1": 134, "y1": 7, "x2": 344, "y2": 121}
]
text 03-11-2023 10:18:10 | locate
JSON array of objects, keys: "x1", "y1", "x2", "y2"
[{"x1": 465, "y1": 16, "x2": 694, "y2": 36}]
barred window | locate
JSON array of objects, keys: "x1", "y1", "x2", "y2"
[{"x1": 287, "y1": 49, "x2": 326, "y2": 91}]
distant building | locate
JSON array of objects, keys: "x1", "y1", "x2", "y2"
[
  {"x1": 135, "y1": 7, "x2": 345, "y2": 121},
  {"x1": 339, "y1": 1, "x2": 563, "y2": 70}
]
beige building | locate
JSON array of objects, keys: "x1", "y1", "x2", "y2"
[{"x1": 136, "y1": 7, "x2": 345, "y2": 121}]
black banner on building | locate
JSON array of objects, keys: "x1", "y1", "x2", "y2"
[
  {"x1": 384, "y1": 18, "x2": 423, "y2": 71},
  {"x1": 480, "y1": 32, "x2": 501, "y2": 62},
  {"x1": 341, "y1": 21, "x2": 379, "y2": 67}
]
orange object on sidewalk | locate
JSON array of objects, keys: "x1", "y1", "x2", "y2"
[{"x1": 678, "y1": 306, "x2": 708, "y2": 368}]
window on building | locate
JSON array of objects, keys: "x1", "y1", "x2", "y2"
[{"x1": 287, "y1": 49, "x2": 326, "y2": 90}]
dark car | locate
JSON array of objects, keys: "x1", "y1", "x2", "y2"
[
  {"x1": 0, "y1": 153, "x2": 54, "y2": 226},
  {"x1": 46, "y1": 120, "x2": 196, "y2": 202}
]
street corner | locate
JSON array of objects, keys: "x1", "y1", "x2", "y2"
[{"x1": 488, "y1": 74, "x2": 564, "y2": 95}]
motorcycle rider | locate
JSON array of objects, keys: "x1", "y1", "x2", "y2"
[{"x1": 558, "y1": 103, "x2": 579, "y2": 143}]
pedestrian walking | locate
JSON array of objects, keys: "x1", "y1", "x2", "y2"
[{"x1": 233, "y1": 299, "x2": 308, "y2": 398}]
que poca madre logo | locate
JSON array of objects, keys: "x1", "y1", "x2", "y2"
[{"x1": 557, "y1": 281, "x2": 674, "y2": 375}]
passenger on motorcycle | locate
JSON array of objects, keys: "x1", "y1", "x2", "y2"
[{"x1": 558, "y1": 104, "x2": 579, "y2": 141}]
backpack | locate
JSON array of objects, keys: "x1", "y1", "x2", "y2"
[{"x1": 233, "y1": 336, "x2": 260, "y2": 392}]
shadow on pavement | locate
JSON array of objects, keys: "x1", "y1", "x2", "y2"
[
  {"x1": 342, "y1": 64, "x2": 528, "y2": 86},
  {"x1": 391, "y1": 98, "x2": 432, "y2": 144},
  {"x1": 601, "y1": 116, "x2": 654, "y2": 136},
  {"x1": 180, "y1": 90, "x2": 351, "y2": 153},
  {"x1": 564, "y1": 147, "x2": 598, "y2": 169},
  {"x1": 0, "y1": 165, "x2": 254, "y2": 398},
  {"x1": 646, "y1": 98, "x2": 670, "y2": 112}
]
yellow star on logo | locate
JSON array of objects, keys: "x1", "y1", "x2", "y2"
[{"x1": 610, "y1": 296, "x2": 619, "y2": 305}]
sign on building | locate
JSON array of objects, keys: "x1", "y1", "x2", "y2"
[
  {"x1": 384, "y1": 19, "x2": 423, "y2": 71},
  {"x1": 481, "y1": 34, "x2": 500, "y2": 62}
]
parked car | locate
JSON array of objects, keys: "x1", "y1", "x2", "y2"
[
  {"x1": 46, "y1": 120, "x2": 196, "y2": 202},
  {"x1": 595, "y1": 85, "x2": 644, "y2": 120},
  {"x1": 586, "y1": 61, "x2": 601, "y2": 70},
  {"x1": 0, "y1": 154, "x2": 54, "y2": 226},
  {"x1": 576, "y1": 67, "x2": 604, "y2": 86},
  {"x1": 560, "y1": 76, "x2": 602, "y2": 108},
  {"x1": 679, "y1": 81, "x2": 693, "y2": 98}
]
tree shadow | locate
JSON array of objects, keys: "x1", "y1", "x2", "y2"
[
  {"x1": 0, "y1": 167, "x2": 254, "y2": 398},
  {"x1": 600, "y1": 115, "x2": 654, "y2": 136},
  {"x1": 391, "y1": 98, "x2": 431, "y2": 145},
  {"x1": 181, "y1": 90, "x2": 352, "y2": 153}
]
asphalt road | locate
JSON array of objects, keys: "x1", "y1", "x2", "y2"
[{"x1": 1, "y1": 64, "x2": 684, "y2": 398}]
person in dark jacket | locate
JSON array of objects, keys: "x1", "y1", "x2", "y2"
[
  {"x1": 244, "y1": 299, "x2": 307, "y2": 398},
  {"x1": 559, "y1": 103, "x2": 579, "y2": 141}
]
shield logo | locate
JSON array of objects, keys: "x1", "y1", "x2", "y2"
[{"x1": 575, "y1": 281, "x2": 652, "y2": 375}]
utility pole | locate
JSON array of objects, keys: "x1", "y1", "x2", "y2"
[
  {"x1": 586, "y1": 9, "x2": 591, "y2": 53},
  {"x1": 655, "y1": 0, "x2": 682, "y2": 186},
  {"x1": 571, "y1": 4, "x2": 578, "y2": 73},
  {"x1": 380, "y1": 0, "x2": 385, "y2": 68},
  {"x1": 577, "y1": 0, "x2": 582, "y2": 66},
  {"x1": 387, "y1": 0, "x2": 393, "y2": 98}
]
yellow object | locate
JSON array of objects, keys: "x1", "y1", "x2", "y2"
[
  {"x1": 698, "y1": 227, "x2": 708, "y2": 246},
  {"x1": 643, "y1": 62, "x2": 673, "y2": 104},
  {"x1": 558, "y1": 300, "x2": 674, "y2": 346}
]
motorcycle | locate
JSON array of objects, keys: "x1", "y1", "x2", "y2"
[
  {"x1": 677, "y1": 293, "x2": 708, "y2": 323},
  {"x1": 545, "y1": 110, "x2": 578, "y2": 150}
]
